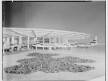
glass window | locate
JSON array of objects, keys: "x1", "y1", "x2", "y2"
[
  {"x1": 44, "y1": 38, "x2": 49, "y2": 43},
  {"x1": 37, "y1": 37, "x2": 43, "y2": 43}
]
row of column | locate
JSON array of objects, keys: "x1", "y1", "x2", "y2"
[
  {"x1": 5, "y1": 36, "x2": 68, "y2": 46},
  {"x1": 4, "y1": 35, "x2": 69, "y2": 52},
  {"x1": 5, "y1": 36, "x2": 22, "y2": 45},
  {"x1": 4, "y1": 36, "x2": 31, "y2": 49},
  {"x1": 48, "y1": 36, "x2": 64, "y2": 44}
]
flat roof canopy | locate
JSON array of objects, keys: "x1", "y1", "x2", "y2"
[{"x1": 3, "y1": 28, "x2": 92, "y2": 40}]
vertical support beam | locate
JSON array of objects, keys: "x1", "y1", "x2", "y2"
[
  {"x1": 49, "y1": 37, "x2": 52, "y2": 50},
  {"x1": 56, "y1": 37, "x2": 58, "y2": 43},
  {"x1": 58, "y1": 36, "x2": 60, "y2": 44},
  {"x1": 60, "y1": 36, "x2": 62, "y2": 49},
  {"x1": 27, "y1": 36, "x2": 30, "y2": 49},
  {"x1": 49, "y1": 37, "x2": 51, "y2": 45},
  {"x1": 59, "y1": 36, "x2": 61, "y2": 44},
  {"x1": 11, "y1": 46, "x2": 13, "y2": 52},
  {"x1": 34, "y1": 37, "x2": 37, "y2": 50},
  {"x1": 42, "y1": 38, "x2": 44, "y2": 50},
  {"x1": 95, "y1": 36, "x2": 97, "y2": 45},
  {"x1": 52, "y1": 37, "x2": 55, "y2": 43},
  {"x1": 43, "y1": 37, "x2": 44, "y2": 45},
  {"x1": 3, "y1": 37, "x2": 5, "y2": 44},
  {"x1": 49, "y1": 37, "x2": 50, "y2": 45},
  {"x1": 61, "y1": 36, "x2": 63, "y2": 44},
  {"x1": 19, "y1": 36, "x2": 22, "y2": 45},
  {"x1": 57, "y1": 37, "x2": 59, "y2": 44},
  {"x1": 3, "y1": 48, "x2": 4, "y2": 54},
  {"x1": 19, "y1": 36, "x2": 22, "y2": 50},
  {"x1": 54, "y1": 37, "x2": 56, "y2": 44},
  {"x1": 54, "y1": 37, "x2": 56, "y2": 50},
  {"x1": 34, "y1": 37, "x2": 37, "y2": 44},
  {"x1": 6, "y1": 37, "x2": 10, "y2": 45},
  {"x1": 11, "y1": 36, "x2": 15, "y2": 44}
]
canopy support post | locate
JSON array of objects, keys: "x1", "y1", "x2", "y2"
[{"x1": 27, "y1": 36, "x2": 30, "y2": 49}]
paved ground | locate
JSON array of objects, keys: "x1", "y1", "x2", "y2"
[{"x1": 3, "y1": 45, "x2": 105, "y2": 81}]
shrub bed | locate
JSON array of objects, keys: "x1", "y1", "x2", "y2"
[{"x1": 4, "y1": 53, "x2": 95, "y2": 74}]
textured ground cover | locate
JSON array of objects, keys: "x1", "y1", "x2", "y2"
[{"x1": 4, "y1": 53, "x2": 95, "y2": 74}]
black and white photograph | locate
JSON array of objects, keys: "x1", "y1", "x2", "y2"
[{"x1": 2, "y1": 0, "x2": 106, "y2": 81}]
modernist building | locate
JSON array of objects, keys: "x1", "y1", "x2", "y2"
[{"x1": 3, "y1": 28, "x2": 97, "y2": 53}]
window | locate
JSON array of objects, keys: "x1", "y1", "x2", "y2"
[
  {"x1": 44, "y1": 38, "x2": 49, "y2": 43},
  {"x1": 37, "y1": 37, "x2": 43, "y2": 43}
]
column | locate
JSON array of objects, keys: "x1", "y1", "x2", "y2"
[
  {"x1": 42, "y1": 38, "x2": 44, "y2": 50},
  {"x1": 35, "y1": 46, "x2": 37, "y2": 50},
  {"x1": 59, "y1": 36, "x2": 61, "y2": 44},
  {"x1": 95, "y1": 36, "x2": 97, "y2": 45},
  {"x1": 11, "y1": 36, "x2": 15, "y2": 44},
  {"x1": 49, "y1": 37, "x2": 52, "y2": 50},
  {"x1": 59, "y1": 36, "x2": 61, "y2": 49},
  {"x1": 34, "y1": 37, "x2": 36, "y2": 42},
  {"x1": 49, "y1": 37, "x2": 51, "y2": 45},
  {"x1": 43, "y1": 37, "x2": 44, "y2": 45},
  {"x1": 54, "y1": 37, "x2": 56, "y2": 44},
  {"x1": 60, "y1": 36, "x2": 63, "y2": 49},
  {"x1": 61, "y1": 37, "x2": 63, "y2": 44},
  {"x1": 27, "y1": 36, "x2": 30, "y2": 49},
  {"x1": 19, "y1": 36, "x2": 22, "y2": 50},
  {"x1": 6, "y1": 37, "x2": 10, "y2": 45},
  {"x1": 19, "y1": 36, "x2": 22, "y2": 45}
]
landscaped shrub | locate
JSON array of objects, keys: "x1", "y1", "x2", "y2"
[{"x1": 4, "y1": 53, "x2": 95, "y2": 74}]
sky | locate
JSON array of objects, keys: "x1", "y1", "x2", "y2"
[{"x1": 3, "y1": 1, "x2": 105, "y2": 44}]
